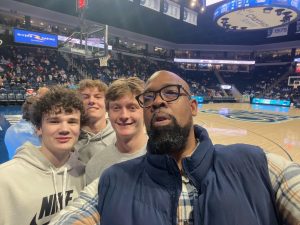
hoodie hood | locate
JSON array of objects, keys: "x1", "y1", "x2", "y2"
[
  {"x1": 14, "y1": 142, "x2": 83, "y2": 174},
  {"x1": 78, "y1": 119, "x2": 115, "y2": 147},
  {"x1": 75, "y1": 119, "x2": 116, "y2": 164}
]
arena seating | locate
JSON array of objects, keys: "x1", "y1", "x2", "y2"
[{"x1": 0, "y1": 44, "x2": 299, "y2": 106}]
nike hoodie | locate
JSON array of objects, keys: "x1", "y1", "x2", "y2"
[
  {"x1": 0, "y1": 142, "x2": 86, "y2": 225},
  {"x1": 75, "y1": 119, "x2": 116, "y2": 164}
]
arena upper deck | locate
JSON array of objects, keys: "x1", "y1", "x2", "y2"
[{"x1": 11, "y1": 0, "x2": 300, "y2": 45}]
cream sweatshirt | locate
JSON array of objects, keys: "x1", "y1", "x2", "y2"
[{"x1": 0, "y1": 142, "x2": 86, "y2": 225}]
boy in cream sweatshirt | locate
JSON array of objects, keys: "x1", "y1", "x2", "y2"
[{"x1": 0, "y1": 87, "x2": 86, "y2": 225}]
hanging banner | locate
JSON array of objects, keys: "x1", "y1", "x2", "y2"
[
  {"x1": 140, "y1": 0, "x2": 160, "y2": 12},
  {"x1": 267, "y1": 25, "x2": 288, "y2": 38},
  {"x1": 163, "y1": 0, "x2": 180, "y2": 20},
  {"x1": 183, "y1": 7, "x2": 198, "y2": 25},
  {"x1": 296, "y1": 20, "x2": 300, "y2": 33}
]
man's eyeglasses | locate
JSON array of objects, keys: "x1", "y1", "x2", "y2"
[{"x1": 135, "y1": 84, "x2": 191, "y2": 108}]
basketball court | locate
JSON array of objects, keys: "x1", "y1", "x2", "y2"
[{"x1": 195, "y1": 103, "x2": 300, "y2": 163}]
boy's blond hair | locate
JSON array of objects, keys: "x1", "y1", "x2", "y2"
[
  {"x1": 105, "y1": 77, "x2": 145, "y2": 110},
  {"x1": 78, "y1": 79, "x2": 108, "y2": 93}
]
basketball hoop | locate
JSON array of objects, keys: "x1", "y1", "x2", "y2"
[
  {"x1": 99, "y1": 55, "x2": 110, "y2": 67},
  {"x1": 58, "y1": 24, "x2": 108, "y2": 60},
  {"x1": 293, "y1": 84, "x2": 299, "y2": 89}
]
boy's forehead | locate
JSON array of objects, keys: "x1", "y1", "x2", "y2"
[
  {"x1": 43, "y1": 108, "x2": 81, "y2": 118},
  {"x1": 81, "y1": 87, "x2": 104, "y2": 94},
  {"x1": 109, "y1": 94, "x2": 138, "y2": 105}
]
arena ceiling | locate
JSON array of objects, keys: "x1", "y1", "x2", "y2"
[{"x1": 14, "y1": 0, "x2": 300, "y2": 45}]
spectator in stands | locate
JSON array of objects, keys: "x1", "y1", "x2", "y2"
[
  {"x1": 0, "y1": 76, "x2": 3, "y2": 88},
  {"x1": 75, "y1": 79, "x2": 115, "y2": 164},
  {"x1": 36, "y1": 86, "x2": 50, "y2": 97},
  {"x1": 4, "y1": 86, "x2": 50, "y2": 159},
  {"x1": 4, "y1": 95, "x2": 41, "y2": 159},
  {"x1": 52, "y1": 70, "x2": 299, "y2": 225},
  {"x1": 50, "y1": 77, "x2": 148, "y2": 224},
  {"x1": 0, "y1": 87, "x2": 86, "y2": 225}
]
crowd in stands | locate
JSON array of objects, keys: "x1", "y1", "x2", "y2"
[
  {"x1": 254, "y1": 53, "x2": 293, "y2": 63},
  {"x1": 0, "y1": 46, "x2": 80, "y2": 94},
  {"x1": 221, "y1": 64, "x2": 300, "y2": 101},
  {"x1": 0, "y1": 45, "x2": 299, "y2": 106}
]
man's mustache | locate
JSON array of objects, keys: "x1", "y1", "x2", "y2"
[{"x1": 150, "y1": 112, "x2": 173, "y2": 125}]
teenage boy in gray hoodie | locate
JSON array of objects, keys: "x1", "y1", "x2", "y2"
[
  {"x1": 0, "y1": 87, "x2": 86, "y2": 225},
  {"x1": 75, "y1": 79, "x2": 116, "y2": 164}
]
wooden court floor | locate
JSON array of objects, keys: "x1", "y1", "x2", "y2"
[{"x1": 194, "y1": 103, "x2": 300, "y2": 163}]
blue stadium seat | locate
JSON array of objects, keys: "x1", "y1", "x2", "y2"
[
  {"x1": 7, "y1": 93, "x2": 16, "y2": 104},
  {"x1": 15, "y1": 93, "x2": 25, "y2": 103},
  {"x1": 0, "y1": 93, "x2": 8, "y2": 105}
]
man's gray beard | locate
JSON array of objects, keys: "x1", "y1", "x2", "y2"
[{"x1": 147, "y1": 115, "x2": 192, "y2": 155}]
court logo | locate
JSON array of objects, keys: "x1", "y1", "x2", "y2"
[
  {"x1": 4, "y1": 115, "x2": 22, "y2": 125},
  {"x1": 200, "y1": 109, "x2": 300, "y2": 123}
]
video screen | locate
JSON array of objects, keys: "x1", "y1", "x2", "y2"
[
  {"x1": 251, "y1": 98, "x2": 291, "y2": 107},
  {"x1": 13, "y1": 28, "x2": 58, "y2": 48}
]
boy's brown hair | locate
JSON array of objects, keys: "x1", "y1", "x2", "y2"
[
  {"x1": 77, "y1": 79, "x2": 108, "y2": 93},
  {"x1": 31, "y1": 86, "x2": 85, "y2": 129},
  {"x1": 105, "y1": 77, "x2": 145, "y2": 110}
]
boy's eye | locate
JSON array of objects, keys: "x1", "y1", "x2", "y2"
[
  {"x1": 69, "y1": 120, "x2": 79, "y2": 124},
  {"x1": 49, "y1": 120, "x2": 59, "y2": 123},
  {"x1": 129, "y1": 105, "x2": 138, "y2": 111}
]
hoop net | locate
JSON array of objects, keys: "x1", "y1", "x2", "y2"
[{"x1": 99, "y1": 55, "x2": 110, "y2": 67}]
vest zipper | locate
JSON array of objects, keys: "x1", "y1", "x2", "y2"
[
  {"x1": 171, "y1": 189, "x2": 177, "y2": 225},
  {"x1": 169, "y1": 157, "x2": 182, "y2": 225},
  {"x1": 182, "y1": 160, "x2": 202, "y2": 225},
  {"x1": 182, "y1": 160, "x2": 197, "y2": 189}
]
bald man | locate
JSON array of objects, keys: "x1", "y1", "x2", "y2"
[{"x1": 50, "y1": 71, "x2": 300, "y2": 225}]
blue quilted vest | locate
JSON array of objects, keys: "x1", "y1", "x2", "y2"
[{"x1": 98, "y1": 126, "x2": 280, "y2": 225}]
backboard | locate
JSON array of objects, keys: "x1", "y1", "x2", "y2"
[
  {"x1": 288, "y1": 76, "x2": 300, "y2": 87},
  {"x1": 58, "y1": 24, "x2": 108, "y2": 60}
]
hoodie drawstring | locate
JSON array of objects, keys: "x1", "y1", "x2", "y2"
[
  {"x1": 50, "y1": 167, "x2": 60, "y2": 211},
  {"x1": 51, "y1": 167, "x2": 68, "y2": 211},
  {"x1": 62, "y1": 167, "x2": 67, "y2": 209}
]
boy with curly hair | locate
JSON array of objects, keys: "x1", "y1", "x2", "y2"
[{"x1": 0, "y1": 86, "x2": 86, "y2": 225}]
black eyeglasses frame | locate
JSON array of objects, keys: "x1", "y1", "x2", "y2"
[{"x1": 135, "y1": 84, "x2": 191, "y2": 108}]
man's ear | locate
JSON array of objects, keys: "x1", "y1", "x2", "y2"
[{"x1": 190, "y1": 99, "x2": 198, "y2": 116}]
